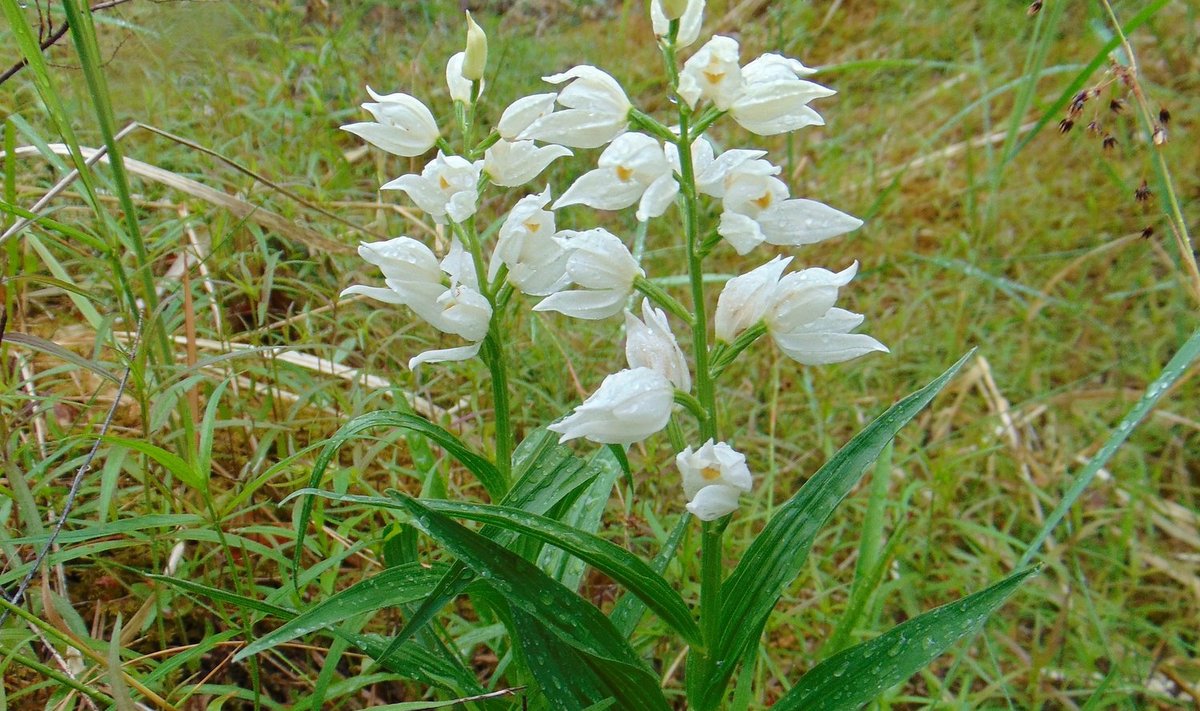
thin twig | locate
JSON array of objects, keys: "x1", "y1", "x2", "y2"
[
  {"x1": 0, "y1": 0, "x2": 135, "y2": 86},
  {"x1": 0, "y1": 314, "x2": 143, "y2": 626}
]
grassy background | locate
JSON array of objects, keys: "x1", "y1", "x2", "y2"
[{"x1": 2, "y1": 0, "x2": 1198, "y2": 707}]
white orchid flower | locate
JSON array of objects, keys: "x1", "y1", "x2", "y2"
[
  {"x1": 677, "y1": 439, "x2": 753, "y2": 520},
  {"x1": 340, "y1": 237, "x2": 492, "y2": 370},
  {"x1": 764, "y1": 262, "x2": 887, "y2": 365},
  {"x1": 714, "y1": 255, "x2": 792, "y2": 341},
  {"x1": 625, "y1": 299, "x2": 691, "y2": 391},
  {"x1": 341, "y1": 86, "x2": 439, "y2": 158},
  {"x1": 483, "y1": 139, "x2": 572, "y2": 188},
  {"x1": 489, "y1": 188, "x2": 571, "y2": 296},
  {"x1": 533, "y1": 228, "x2": 644, "y2": 320},
  {"x1": 497, "y1": 93, "x2": 558, "y2": 140},
  {"x1": 650, "y1": 0, "x2": 705, "y2": 47},
  {"x1": 702, "y1": 152, "x2": 862, "y2": 254},
  {"x1": 548, "y1": 367, "x2": 675, "y2": 445},
  {"x1": 771, "y1": 307, "x2": 889, "y2": 365},
  {"x1": 553, "y1": 133, "x2": 678, "y2": 222},
  {"x1": 730, "y1": 53, "x2": 834, "y2": 135},
  {"x1": 518, "y1": 66, "x2": 631, "y2": 149},
  {"x1": 678, "y1": 35, "x2": 743, "y2": 110},
  {"x1": 382, "y1": 152, "x2": 483, "y2": 224}
]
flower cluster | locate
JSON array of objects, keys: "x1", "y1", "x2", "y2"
[{"x1": 340, "y1": 2, "x2": 886, "y2": 522}]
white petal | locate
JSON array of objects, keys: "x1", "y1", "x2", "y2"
[
  {"x1": 498, "y1": 93, "x2": 559, "y2": 140},
  {"x1": 484, "y1": 140, "x2": 571, "y2": 188},
  {"x1": 650, "y1": 0, "x2": 705, "y2": 47},
  {"x1": 771, "y1": 331, "x2": 889, "y2": 365},
  {"x1": 759, "y1": 199, "x2": 863, "y2": 246},
  {"x1": 730, "y1": 80, "x2": 834, "y2": 135},
  {"x1": 408, "y1": 341, "x2": 483, "y2": 370},
  {"x1": 554, "y1": 168, "x2": 645, "y2": 211},
  {"x1": 687, "y1": 485, "x2": 743, "y2": 520},
  {"x1": 340, "y1": 122, "x2": 432, "y2": 158},
  {"x1": 544, "y1": 65, "x2": 630, "y2": 114},
  {"x1": 717, "y1": 210, "x2": 766, "y2": 255},
  {"x1": 714, "y1": 255, "x2": 791, "y2": 341},
  {"x1": 339, "y1": 284, "x2": 408, "y2": 304},
  {"x1": 636, "y1": 173, "x2": 680, "y2": 222},
  {"x1": 381, "y1": 174, "x2": 446, "y2": 219},
  {"x1": 625, "y1": 299, "x2": 690, "y2": 391},
  {"x1": 547, "y1": 367, "x2": 674, "y2": 444},
  {"x1": 533, "y1": 288, "x2": 627, "y2": 320},
  {"x1": 694, "y1": 148, "x2": 772, "y2": 197},
  {"x1": 446, "y1": 52, "x2": 473, "y2": 103},
  {"x1": 742, "y1": 53, "x2": 817, "y2": 82},
  {"x1": 518, "y1": 110, "x2": 627, "y2": 149}
]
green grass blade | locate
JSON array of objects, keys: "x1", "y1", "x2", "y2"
[
  {"x1": 773, "y1": 567, "x2": 1039, "y2": 711},
  {"x1": 538, "y1": 446, "x2": 623, "y2": 590},
  {"x1": 101, "y1": 436, "x2": 205, "y2": 494},
  {"x1": 292, "y1": 410, "x2": 504, "y2": 587},
  {"x1": 391, "y1": 494, "x2": 670, "y2": 710},
  {"x1": 1018, "y1": 325, "x2": 1200, "y2": 567},
  {"x1": 700, "y1": 350, "x2": 975, "y2": 707},
  {"x1": 403, "y1": 494, "x2": 702, "y2": 648},
  {"x1": 610, "y1": 513, "x2": 689, "y2": 639},
  {"x1": 233, "y1": 563, "x2": 447, "y2": 661}
]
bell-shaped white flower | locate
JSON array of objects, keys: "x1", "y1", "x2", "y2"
[
  {"x1": 518, "y1": 66, "x2": 631, "y2": 149},
  {"x1": 341, "y1": 87, "x2": 439, "y2": 158},
  {"x1": 730, "y1": 53, "x2": 834, "y2": 135},
  {"x1": 497, "y1": 93, "x2": 558, "y2": 140},
  {"x1": 650, "y1": 0, "x2": 704, "y2": 47},
  {"x1": 764, "y1": 262, "x2": 887, "y2": 365},
  {"x1": 714, "y1": 255, "x2": 792, "y2": 341},
  {"x1": 678, "y1": 35, "x2": 743, "y2": 110},
  {"x1": 533, "y1": 228, "x2": 644, "y2": 320},
  {"x1": 707, "y1": 152, "x2": 863, "y2": 254},
  {"x1": 553, "y1": 133, "x2": 678, "y2": 222},
  {"x1": 771, "y1": 307, "x2": 889, "y2": 365},
  {"x1": 483, "y1": 139, "x2": 571, "y2": 188},
  {"x1": 548, "y1": 367, "x2": 675, "y2": 445},
  {"x1": 489, "y1": 188, "x2": 571, "y2": 296},
  {"x1": 382, "y1": 152, "x2": 483, "y2": 224},
  {"x1": 625, "y1": 299, "x2": 690, "y2": 391},
  {"x1": 340, "y1": 238, "x2": 492, "y2": 369},
  {"x1": 677, "y1": 439, "x2": 753, "y2": 521}
]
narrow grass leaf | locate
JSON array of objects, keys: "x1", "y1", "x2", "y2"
[
  {"x1": 101, "y1": 436, "x2": 205, "y2": 494},
  {"x1": 610, "y1": 514, "x2": 689, "y2": 639},
  {"x1": 1, "y1": 332, "x2": 118, "y2": 383},
  {"x1": 391, "y1": 495, "x2": 670, "y2": 710},
  {"x1": 701, "y1": 351, "x2": 974, "y2": 706},
  {"x1": 538, "y1": 446, "x2": 622, "y2": 590},
  {"x1": 509, "y1": 605, "x2": 617, "y2": 709},
  {"x1": 772, "y1": 566, "x2": 1039, "y2": 711}
]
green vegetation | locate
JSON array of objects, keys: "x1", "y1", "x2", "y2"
[{"x1": 2, "y1": 0, "x2": 1197, "y2": 708}]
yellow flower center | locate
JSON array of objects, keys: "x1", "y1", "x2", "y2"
[
  {"x1": 701, "y1": 465, "x2": 722, "y2": 481},
  {"x1": 752, "y1": 192, "x2": 773, "y2": 210},
  {"x1": 439, "y1": 175, "x2": 451, "y2": 190},
  {"x1": 703, "y1": 70, "x2": 724, "y2": 85},
  {"x1": 524, "y1": 220, "x2": 541, "y2": 233},
  {"x1": 616, "y1": 165, "x2": 635, "y2": 182}
]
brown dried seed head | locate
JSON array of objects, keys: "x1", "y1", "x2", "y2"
[
  {"x1": 1135, "y1": 180, "x2": 1151, "y2": 202},
  {"x1": 1103, "y1": 135, "x2": 1118, "y2": 150},
  {"x1": 1141, "y1": 226, "x2": 1154, "y2": 240},
  {"x1": 1087, "y1": 120, "x2": 1102, "y2": 135},
  {"x1": 1158, "y1": 107, "x2": 1170, "y2": 125},
  {"x1": 1109, "y1": 98, "x2": 1125, "y2": 114},
  {"x1": 1028, "y1": 0, "x2": 1043, "y2": 15},
  {"x1": 1059, "y1": 118, "x2": 1074, "y2": 134}
]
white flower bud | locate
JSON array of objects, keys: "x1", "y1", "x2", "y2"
[{"x1": 462, "y1": 11, "x2": 488, "y2": 81}]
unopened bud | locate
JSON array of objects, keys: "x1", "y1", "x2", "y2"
[
  {"x1": 660, "y1": 0, "x2": 689, "y2": 21},
  {"x1": 463, "y1": 12, "x2": 488, "y2": 81}
]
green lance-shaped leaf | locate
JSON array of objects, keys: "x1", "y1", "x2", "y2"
[
  {"x1": 233, "y1": 562, "x2": 447, "y2": 661},
  {"x1": 292, "y1": 410, "x2": 504, "y2": 587},
  {"x1": 378, "y1": 429, "x2": 598, "y2": 663},
  {"x1": 695, "y1": 351, "x2": 974, "y2": 707},
  {"x1": 392, "y1": 494, "x2": 671, "y2": 711},
  {"x1": 101, "y1": 436, "x2": 206, "y2": 494},
  {"x1": 772, "y1": 566, "x2": 1039, "y2": 711},
  {"x1": 404, "y1": 495, "x2": 702, "y2": 648}
]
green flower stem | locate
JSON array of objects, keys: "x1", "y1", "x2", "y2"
[
  {"x1": 690, "y1": 107, "x2": 726, "y2": 138},
  {"x1": 471, "y1": 130, "x2": 502, "y2": 159},
  {"x1": 710, "y1": 323, "x2": 769, "y2": 378},
  {"x1": 628, "y1": 108, "x2": 678, "y2": 144},
  {"x1": 634, "y1": 275, "x2": 693, "y2": 323},
  {"x1": 674, "y1": 390, "x2": 707, "y2": 421},
  {"x1": 666, "y1": 41, "x2": 727, "y2": 700}
]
